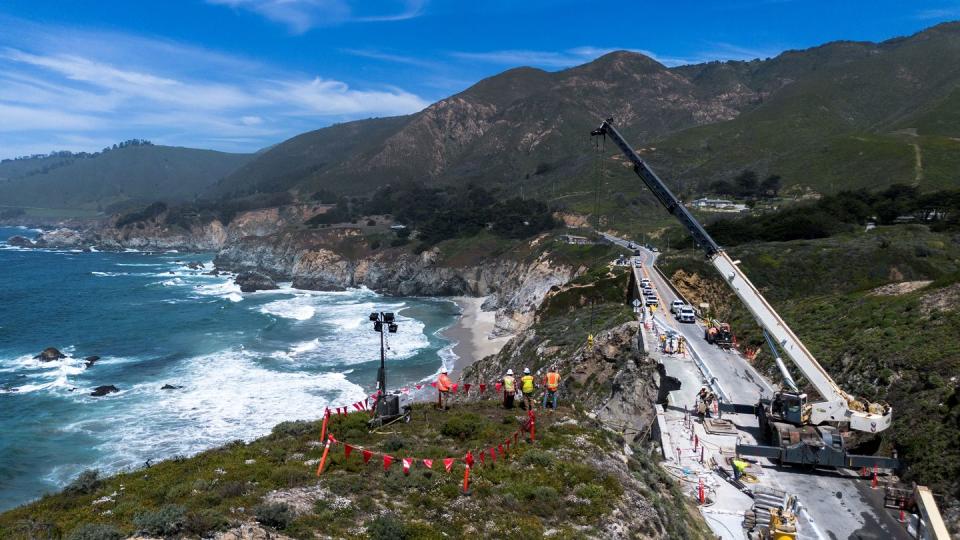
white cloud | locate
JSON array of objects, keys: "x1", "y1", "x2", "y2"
[
  {"x1": 267, "y1": 77, "x2": 428, "y2": 116},
  {"x1": 0, "y1": 17, "x2": 430, "y2": 157},
  {"x1": 208, "y1": 0, "x2": 425, "y2": 33},
  {"x1": 914, "y1": 5, "x2": 960, "y2": 20}
]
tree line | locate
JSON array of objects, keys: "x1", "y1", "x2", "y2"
[
  {"x1": 707, "y1": 184, "x2": 960, "y2": 246},
  {"x1": 1, "y1": 140, "x2": 154, "y2": 165},
  {"x1": 708, "y1": 170, "x2": 782, "y2": 199},
  {"x1": 307, "y1": 183, "x2": 558, "y2": 244}
]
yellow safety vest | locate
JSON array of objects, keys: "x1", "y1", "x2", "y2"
[
  {"x1": 545, "y1": 372, "x2": 560, "y2": 391},
  {"x1": 503, "y1": 376, "x2": 515, "y2": 392},
  {"x1": 521, "y1": 375, "x2": 535, "y2": 394}
]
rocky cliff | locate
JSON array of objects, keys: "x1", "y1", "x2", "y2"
[
  {"x1": 214, "y1": 229, "x2": 583, "y2": 335},
  {"x1": 22, "y1": 205, "x2": 321, "y2": 252}
]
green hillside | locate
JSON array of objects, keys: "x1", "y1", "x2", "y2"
[
  {"x1": 0, "y1": 145, "x2": 252, "y2": 212},
  {"x1": 211, "y1": 22, "x2": 960, "y2": 210}
]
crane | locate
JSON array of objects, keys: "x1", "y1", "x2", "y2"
[{"x1": 591, "y1": 119, "x2": 896, "y2": 468}]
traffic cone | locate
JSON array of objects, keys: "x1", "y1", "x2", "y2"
[
  {"x1": 698, "y1": 478, "x2": 705, "y2": 505},
  {"x1": 461, "y1": 464, "x2": 471, "y2": 495},
  {"x1": 899, "y1": 501, "x2": 905, "y2": 523},
  {"x1": 871, "y1": 470, "x2": 878, "y2": 489}
]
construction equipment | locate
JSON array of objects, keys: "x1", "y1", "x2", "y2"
[
  {"x1": 591, "y1": 119, "x2": 897, "y2": 470},
  {"x1": 704, "y1": 320, "x2": 733, "y2": 349},
  {"x1": 743, "y1": 487, "x2": 799, "y2": 540}
]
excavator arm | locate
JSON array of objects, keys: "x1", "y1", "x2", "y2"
[{"x1": 591, "y1": 119, "x2": 892, "y2": 433}]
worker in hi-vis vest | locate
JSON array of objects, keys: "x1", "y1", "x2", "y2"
[
  {"x1": 520, "y1": 367, "x2": 536, "y2": 410},
  {"x1": 502, "y1": 369, "x2": 516, "y2": 409},
  {"x1": 437, "y1": 368, "x2": 452, "y2": 410},
  {"x1": 542, "y1": 367, "x2": 561, "y2": 409}
]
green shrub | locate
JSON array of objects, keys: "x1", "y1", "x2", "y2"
[
  {"x1": 66, "y1": 523, "x2": 122, "y2": 540},
  {"x1": 367, "y1": 513, "x2": 410, "y2": 540},
  {"x1": 134, "y1": 504, "x2": 186, "y2": 536},
  {"x1": 254, "y1": 502, "x2": 293, "y2": 530},
  {"x1": 519, "y1": 449, "x2": 554, "y2": 468},
  {"x1": 440, "y1": 412, "x2": 483, "y2": 439},
  {"x1": 184, "y1": 509, "x2": 230, "y2": 535},
  {"x1": 383, "y1": 435, "x2": 406, "y2": 452},
  {"x1": 63, "y1": 469, "x2": 101, "y2": 495},
  {"x1": 271, "y1": 420, "x2": 314, "y2": 438},
  {"x1": 217, "y1": 480, "x2": 248, "y2": 498}
]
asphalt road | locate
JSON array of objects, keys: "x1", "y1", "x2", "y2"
[{"x1": 602, "y1": 232, "x2": 911, "y2": 540}]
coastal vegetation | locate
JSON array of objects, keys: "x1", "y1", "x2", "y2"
[{"x1": 0, "y1": 400, "x2": 706, "y2": 539}]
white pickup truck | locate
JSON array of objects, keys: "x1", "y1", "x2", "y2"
[{"x1": 677, "y1": 306, "x2": 696, "y2": 323}]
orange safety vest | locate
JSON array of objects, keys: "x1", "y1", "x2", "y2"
[
  {"x1": 438, "y1": 373, "x2": 452, "y2": 392},
  {"x1": 545, "y1": 372, "x2": 560, "y2": 391}
]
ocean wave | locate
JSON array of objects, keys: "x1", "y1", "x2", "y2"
[
  {"x1": 62, "y1": 349, "x2": 367, "y2": 476},
  {"x1": 259, "y1": 297, "x2": 316, "y2": 321},
  {"x1": 91, "y1": 271, "x2": 131, "y2": 277}
]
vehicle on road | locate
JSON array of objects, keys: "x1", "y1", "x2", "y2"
[
  {"x1": 705, "y1": 321, "x2": 734, "y2": 348},
  {"x1": 640, "y1": 278, "x2": 651, "y2": 288},
  {"x1": 677, "y1": 306, "x2": 696, "y2": 323},
  {"x1": 643, "y1": 293, "x2": 659, "y2": 307},
  {"x1": 670, "y1": 300, "x2": 684, "y2": 315},
  {"x1": 592, "y1": 118, "x2": 896, "y2": 471}
]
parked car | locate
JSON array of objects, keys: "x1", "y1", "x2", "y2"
[{"x1": 678, "y1": 306, "x2": 696, "y2": 323}]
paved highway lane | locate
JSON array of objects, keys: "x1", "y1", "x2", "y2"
[{"x1": 602, "y1": 233, "x2": 912, "y2": 540}]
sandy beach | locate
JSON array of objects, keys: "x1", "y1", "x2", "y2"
[{"x1": 443, "y1": 296, "x2": 512, "y2": 377}]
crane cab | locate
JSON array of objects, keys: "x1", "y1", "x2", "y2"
[{"x1": 769, "y1": 392, "x2": 807, "y2": 426}]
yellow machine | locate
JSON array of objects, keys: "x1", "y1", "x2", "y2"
[{"x1": 768, "y1": 508, "x2": 797, "y2": 540}]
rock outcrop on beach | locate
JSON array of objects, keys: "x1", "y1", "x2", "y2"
[
  {"x1": 90, "y1": 385, "x2": 119, "y2": 397},
  {"x1": 6, "y1": 235, "x2": 34, "y2": 247},
  {"x1": 235, "y1": 271, "x2": 279, "y2": 293},
  {"x1": 214, "y1": 229, "x2": 582, "y2": 334},
  {"x1": 36, "y1": 347, "x2": 66, "y2": 362}
]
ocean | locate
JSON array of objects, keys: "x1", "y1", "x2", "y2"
[{"x1": 0, "y1": 226, "x2": 458, "y2": 511}]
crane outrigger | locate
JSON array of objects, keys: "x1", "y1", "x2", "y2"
[{"x1": 591, "y1": 119, "x2": 897, "y2": 469}]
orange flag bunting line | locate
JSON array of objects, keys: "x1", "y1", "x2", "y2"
[
  {"x1": 344, "y1": 444, "x2": 353, "y2": 459},
  {"x1": 403, "y1": 458, "x2": 412, "y2": 475},
  {"x1": 363, "y1": 449, "x2": 373, "y2": 464},
  {"x1": 423, "y1": 458, "x2": 433, "y2": 469},
  {"x1": 383, "y1": 455, "x2": 393, "y2": 471},
  {"x1": 444, "y1": 458, "x2": 454, "y2": 472}
]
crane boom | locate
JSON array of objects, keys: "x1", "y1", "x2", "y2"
[{"x1": 592, "y1": 119, "x2": 892, "y2": 434}]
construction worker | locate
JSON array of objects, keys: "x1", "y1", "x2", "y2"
[
  {"x1": 542, "y1": 367, "x2": 561, "y2": 410},
  {"x1": 502, "y1": 369, "x2": 516, "y2": 409},
  {"x1": 520, "y1": 367, "x2": 536, "y2": 410},
  {"x1": 732, "y1": 458, "x2": 749, "y2": 481},
  {"x1": 437, "y1": 368, "x2": 452, "y2": 410},
  {"x1": 696, "y1": 387, "x2": 709, "y2": 422}
]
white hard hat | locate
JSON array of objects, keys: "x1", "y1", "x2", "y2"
[
  {"x1": 441, "y1": 367, "x2": 448, "y2": 373},
  {"x1": 523, "y1": 367, "x2": 530, "y2": 374},
  {"x1": 506, "y1": 369, "x2": 513, "y2": 375}
]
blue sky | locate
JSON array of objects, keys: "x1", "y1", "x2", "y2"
[{"x1": 1, "y1": 0, "x2": 958, "y2": 159}]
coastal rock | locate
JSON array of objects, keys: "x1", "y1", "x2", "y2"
[
  {"x1": 36, "y1": 347, "x2": 66, "y2": 362},
  {"x1": 84, "y1": 356, "x2": 101, "y2": 368},
  {"x1": 35, "y1": 228, "x2": 84, "y2": 248},
  {"x1": 90, "y1": 385, "x2": 119, "y2": 397},
  {"x1": 214, "y1": 522, "x2": 295, "y2": 540},
  {"x1": 235, "y1": 271, "x2": 278, "y2": 293},
  {"x1": 160, "y1": 384, "x2": 183, "y2": 390},
  {"x1": 6, "y1": 235, "x2": 34, "y2": 247},
  {"x1": 215, "y1": 230, "x2": 579, "y2": 334}
]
